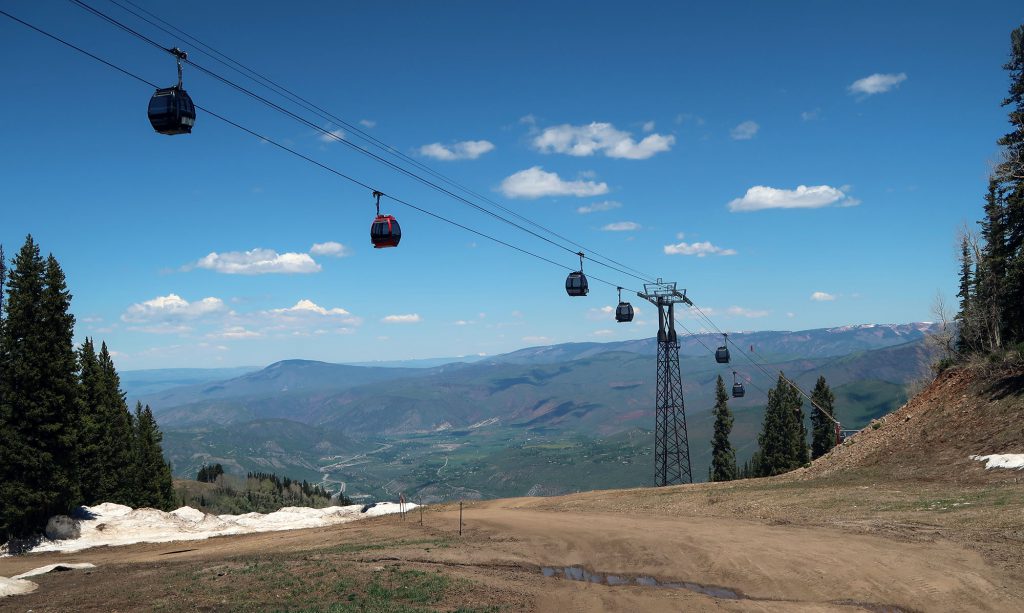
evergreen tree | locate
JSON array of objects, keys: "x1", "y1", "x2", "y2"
[
  {"x1": 76, "y1": 338, "x2": 107, "y2": 504},
  {"x1": 756, "y1": 373, "x2": 806, "y2": 477},
  {"x1": 996, "y1": 26, "x2": 1024, "y2": 345},
  {"x1": 709, "y1": 375, "x2": 736, "y2": 481},
  {"x1": 809, "y1": 376, "x2": 837, "y2": 460},
  {"x1": 0, "y1": 237, "x2": 81, "y2": 539},
  {"x1": 97, "y1": 342, "x2": 134, "y2": 503},
  {"x1": 132, "y1": 402, "x2": 174, "y2": 509},
  {"x1": 977, "y1": 181, "x2": 1008, "y2": 350}
]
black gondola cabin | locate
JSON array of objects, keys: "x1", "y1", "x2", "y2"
[
  {"x1": 715, "y1": 345, "x2": 730, "y2": 364},
  {"x1": 732, "y1": 382, "x2": 745, "y2": 398},
  {"x1": 565, "y1": 271, "x2": 588, "y2": 296},
  {"x1": 615, "y1": 301, "x2": 634, "y2": 322},
  {"x1": 370, "y1": 214, "x2": 401, "y2": 248},
  {"x1": 148, "y1": 87, "x2": 196, "y2": 135}
]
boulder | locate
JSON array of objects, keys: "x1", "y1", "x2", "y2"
[{"x1": 45, "y1": 515, "x2": 80, "y2": 541}]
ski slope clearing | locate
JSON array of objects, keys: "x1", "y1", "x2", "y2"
[{"x1": 4, "y1": 501, "x2": 416, "y2": 556}]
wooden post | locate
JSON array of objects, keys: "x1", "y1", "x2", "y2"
[
  {"x1": 419, "y1": 501, "x2": 423, "y2": 526},
  {"x1": 459, "y1": 501, "x2": 463, "y2": 536}
]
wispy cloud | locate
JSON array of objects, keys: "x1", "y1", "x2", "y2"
[
  {"x1": 521, "y1": 335, "x2": 551, "y2": 344},
  {"x1": 730, "y1": 120, "x2": 759, "y2": 140},
  {"x1": 849, "y1": 72, "x2": 907, "y2": 96},
  {"x1": 381, "y1": 313, "x2": 422, "y2": 324},
  {"x1": 811, "y1": 291, "x2": 836, "y2": 302},
  {"x1": 208, "y1": 325, "x2": 260, "y2": 339},
  {"x1": 726, "y1": 306, "x2": 769, "y2": 318},
  {"x1": 801, "y1": 108, "x2": 821, "y2": 121},
  {"x1": 642, "y1": 121, "x2": 655, "y2": 133},
  {"x1": 193, "y1": 249, "x2": 321, "y2": 275},
  {"x1": 602, "y1": 221, "x2": 641, "y2": 232},
  {"x1": 359, "y1": 119, "x2": 376, "y2": 129},
  {"x1": 728, "y1": 185, "x2": 860, "y2": 212},
  {"x1": 532, "y1": 122, "x2": 675, "y2": 159},
  {"x1": 318, "y1": 128, "x2": 345, "y2": 143},
  {"x1": 309, "y1": 242, "x2": 351, "y2": 257},
  {"x1": 577, "y1": 200, "x2": 621, "y2": 214},
  {"x1": 663, "y1": 241, "x2": 736, "y2": 257},
  {"x1": 500, "y1": 166, "x2": 609, "y2": 199},
  {"x1": 419, "y1": 140, "x2": 495, "y2": 161}
]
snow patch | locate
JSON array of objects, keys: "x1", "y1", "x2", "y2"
[
  {"x1": 970, "y1": 454, "x2": 1024, "y2": 470},
  {"x1": 1, "y1": 563, "x2": 95, "y2": 598},
  {"x1": 0, "y1": 576, "x2": 37, "y2": 597},
  {"x1": 3, "y1": 501, "x2": 417, "y2": 557}
]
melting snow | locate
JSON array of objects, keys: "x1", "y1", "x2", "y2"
[
  {"x1": 3, "y1": 500, "x2": 417, "y2": 557},
  {"x1": 1, "y1": 563, "x2": 96, "y2": 598},
  {"x1": 970, "y1": 454, "x2": 1024, "y2": 470}
]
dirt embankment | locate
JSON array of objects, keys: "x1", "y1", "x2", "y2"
[{"x1": 795, "y1": 365, "x2": 1024, "y2": 483}]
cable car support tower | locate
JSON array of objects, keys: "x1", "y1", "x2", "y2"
[{"x1": 638, "y1": 280, "x2": 693, "y2": 487}]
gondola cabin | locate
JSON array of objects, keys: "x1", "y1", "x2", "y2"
[
  {"x1": 715, "y1": 345, "x2": 730, "y2": 364},
  {"x1": 732, "y1": 382, "x2": 745, "y2": 398},
  {"x1": 615, "y1": 301, "x2": 634, "y2": 322},
  {"x1": 370, "y1": 214, "x2": 401, "y2": 248},
  {"x1": 148, "y1": 87, "x2": 196, "y2": 135},
  {"x1": 565, "y1": 271, "x2": 588, "y2": 296}
]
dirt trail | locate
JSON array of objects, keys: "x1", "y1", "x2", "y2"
[{"x1": 3, "y1": 494, "x2": 1021, "y2": 612}]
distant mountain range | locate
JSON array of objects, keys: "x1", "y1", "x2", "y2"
[{"x1": 136, "y1": 323, "x2": 940, "y2": 498}]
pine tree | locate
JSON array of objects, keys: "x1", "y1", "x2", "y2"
[
  {"x1": 76, "y1": 337, "x2": 107, "y2": 504},
  {"x1": 132, "y1": 402, "x2": 174, "y2": 509},
  {"x1": 977, "y1": 181, "x2": 1008, "y2": 351},
  {"x1": 710, "y1": 375, "x2": 736, "y2": 481},
  {"x1": 995, "y1": 25, "x2": 1024, "y2": 345},
  {"x1": 809, "y1": 376, "x2": 837, "y2": 460},
  {"x1": 97, "y1": 342, "x2": 134, "y2": 503},
  {"x1": 756, "y1": 373, "x2": 806, "y2": 476},
  {"x1": 0, "y1": 237, "x2": 81, "y2": 539}
]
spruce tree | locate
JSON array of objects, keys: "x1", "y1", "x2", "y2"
[
  {"x1": 97, "y1": 342, "x2": 134, "y2": 503},
  {"x1": 76, "y1": 337, "x2": 107, "y2": 504},
  {"x1": 995, "y1": 25, "x2": 1024, "y2": 345},
  {"x1": 977, "y1": 181, "x2": 1008, "y2": 350},
  {"x1": 809, "y1": 376, "x2": 837, "y2": 460},
  {"x1": 710, "y1": 375, "x2": 736, "y2": 481},
  {"x1": 132, "y1": 402, "x2": 175, "y2": 509},
  {"x1": 756, "y1": 373, "x2": 806, "y2": 476},
  {"x1": 0, "y1": 237, "x2": 81, "y2": 539}
]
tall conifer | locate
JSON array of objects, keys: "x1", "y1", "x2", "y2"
[
  {"x1": 132, "y1": 402, "x2": 175, "y2": 509},
  {"x1": 710, "y1": 375, "x2": 736, "y2": 481},
  {"x1": 0, "y1": 237, "x2": 80, "y2": 538},
  {"x1": 809, "y1": 376, "x2": 837, "y2": 460}
]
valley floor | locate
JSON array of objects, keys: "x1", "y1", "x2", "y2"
[{"x1": 2, "y1": 473, "x2": 1022, "y2": 612}]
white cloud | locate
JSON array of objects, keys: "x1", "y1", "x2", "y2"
[
  {"x1": 730, "y1": 120, "x2": 759, "y2": 140},
  {"x1": 642, "y1": 121, "x2": 655, "y2": 133},
  {"x1": 359, "y1": 119, "x2": 376, "y2": 129},
  {"x1": 811, "y1": 291, "x2": 836, "y2": 302},
  {"x1": 592, "y1": 329, "x2": 614, "y2": 336},
  {"x1": 577, "y1": 200, "x2": 621, "y2": 214},
  {"x1": 381, "y1": 314, "x2": 422, "y2": 324},
  {"x1": 849, "y1": 72, "x2": 907, "y2": 96},
  {"x1": 310, "y1": 242, "x2": 351, "y2": 257},
  {"x1": 209, "y1": 326, "x2": 260, "y2": 339},
  {"x1": 454, "y1": 320, "x2": 473, "y2": 326},
  {"x1": 419, "y1": 140, "x2": 495, "y2": 161},
  {"x1": 500, "y1": 166, "x2": 609, "y2": 199},
  {"x1": 801, "y1": 108, "x2": 821, "y2": 121},
  {"x1": 271, "y1": 299, "x2": 352, "y2": 317},
  {"x1": 521, "y1": 335, "x2": 551, "y2": 344},
  {"x1": 675, "y1": 232, "x2": 685, "y2": 240},
  {"x1": 663, "y1": 241, "x2": 737, "y2": 257},
  {"x1": 318, "y1": 128, "x2": 345, "y2": 142},
  {"x1": 532, "y1": 122, "x2": 675, "y2": 159},
  {"x1": 727, "y1": 185, "x2": 859, "y2": 212},
  {"x1": 726, "y1": 306, "x2": 769, "y2": 318},
  {"x1": 602, "y1": 221, "x2": 641, "y2": 232},
  {"x1": 519, "y1": 114, "x2": 537, "y2": 126},
  {"x1": 194, "y1": 249, "x2": 321, "y2": 275},
  {"x1": 585, "y1": 306, "x2": 615, "y2": 321},
  {"x1": 122, "y1": 294, "x2": 226, "y2": 324}
]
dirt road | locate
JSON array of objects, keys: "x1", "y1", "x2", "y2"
[{"x1": 3, "y1": 488, "x2": 1022, "y2": 612}]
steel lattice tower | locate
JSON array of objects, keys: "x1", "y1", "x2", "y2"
[{"x1": 639, "y1": 281, "x2": 693, "y2": 486}]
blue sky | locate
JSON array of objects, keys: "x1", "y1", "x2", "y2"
[{"x1": 1, "y1": 1, "x2": 1021, "y2": 369}]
